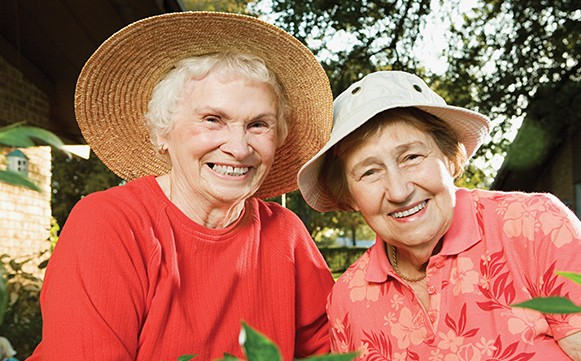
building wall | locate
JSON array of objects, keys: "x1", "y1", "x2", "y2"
[{"x1": 0, "y1": 55, "x2": 52, "y2": 273}]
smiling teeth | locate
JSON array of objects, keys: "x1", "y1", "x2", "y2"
[
  {"x1": 212, "y1": 164, "x2": 249, "y2": 176},
  {"x1": 390, "y1": 201, "x2": 427, "y2": 219}
]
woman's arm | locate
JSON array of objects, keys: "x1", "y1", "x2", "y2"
[{"x1": 31, "y1": 192, "x2": 151, "y2": 360}]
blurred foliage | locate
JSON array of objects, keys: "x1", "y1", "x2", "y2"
[
  {"x1": 258, "y1": 0, "x2": 432, "y2": 96},
  {"x1": 444, "y1": 0, "x2": 581, "y2": 162},
  {"x1": 319, "y1": 247, "x2": 368, "y2": 274},
  {"x1": 51, "y1": 150, "x2": 123, "y2": 230},
  {"x1": 181, "y1": 0, "x2": 252, "y2": 13},
  {"x1": 0, "y1": 255, "x2": 45, "y2": 360},
  {"x1": 269, "y1": 190, "x2": 372, "y2": 246}
]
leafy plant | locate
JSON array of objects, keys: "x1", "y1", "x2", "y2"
[
  {"x1": 512, "y1": 272, "x2": 581, "y2": 314},
  {"x1": 175, "y1": 322, "x2": 358, "y2": 361},
  {"x1": 0, "y1": 254, "x2": 44, "y2": 359}
]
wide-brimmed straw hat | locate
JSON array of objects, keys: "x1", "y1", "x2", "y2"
[
  {"x1": 75, "y1": 11, "x2": 333, "y2": 199},
  {"x1": 298, "y1": 71, "x2": 491, "y2": 212}
]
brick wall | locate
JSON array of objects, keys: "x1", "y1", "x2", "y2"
[
  {"x1": 0, "y1": 55, "x2": 52, "y2": 274},
  {"x1": 0, "y1": 56, "x2": 50, "y2": 128}
]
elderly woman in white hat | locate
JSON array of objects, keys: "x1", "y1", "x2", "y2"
[
  {"x1": 298, "y1": 71, "x2": 581, "y2": 360},
  {"x1": 29, "y1": 12, "x2": 335, "y2": 361}
]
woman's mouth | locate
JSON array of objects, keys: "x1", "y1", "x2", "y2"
[
  {"x1": 390, "y1": 200, "x2": 427, "y2": 219},
  {"x1": 209, "y1": 163, "x2": 249, "y2": 176}
]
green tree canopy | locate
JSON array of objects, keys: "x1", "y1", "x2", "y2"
[
  {"x1": 260, "y1": 0, "x2": 433, "y2": 95},
  {"x1": 444, "y1": 0, "x2": 581, "y2": 159}
]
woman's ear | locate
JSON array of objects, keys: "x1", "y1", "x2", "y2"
[
  {"x1": 156, "y1": 131, "x2": 170, "y2": 150},
  {"x1": 448, "y1": 159, "x2": 456, "y2": 177}
]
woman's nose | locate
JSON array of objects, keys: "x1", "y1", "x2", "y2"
[
  {"x1": 219, "y1": 128, "x2": 252, "y2": 159},
  {"x1": 383, "y1": 169, "x2": 413, "y2": 203}
]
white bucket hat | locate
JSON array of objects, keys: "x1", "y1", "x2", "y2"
[{"x1": 297, "y1": 70, "x2": 491, "y2": 212}]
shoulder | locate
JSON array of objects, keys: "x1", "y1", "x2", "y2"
[
  {"x1": 250, "y1": 197, "x2": 322, "y2": 259},
  {"x1": 71, "y1": 176, "x2": 161, "y2": 218},
  {"x1": 463, "y1": 187, "x2": 562, "y2": 206},
  {"x1": 460, "y1": 188, "x2": 573, "y2": 217},
  {"x1": 62, "y1": 176, "x2": 166, "y2": 250},
  {"x1": 252, "y1": 197, "x2": 308, "y2": 232},
  {"x1": 252, "y1": 198, "x2": 304, "y2": 223}
]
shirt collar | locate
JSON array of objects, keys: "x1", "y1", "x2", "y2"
[{"x1": 365, "y1": 187, "x2": 482, "y2": 283}]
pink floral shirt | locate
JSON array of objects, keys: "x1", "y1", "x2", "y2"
[{"x1": 328, "y1": 188, "x2": 581, "y2": 361}]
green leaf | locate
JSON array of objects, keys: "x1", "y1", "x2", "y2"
[
  {"x1": 512, "y1": 296, "x2": 581, "y2": 314},
  {"x1": 0, "y1": 125, "x2": 66, "y2": 150},
  {"x1": 0, "y1": 170, "x2": 41, "y2": 192},
  {"x1": 297, "y1": 352, "x2": 359, "y2": 361},
  {"x1": 176, "y1": 355, "x2": 197, "y2": 361},
  {"x1": 556, "y1": 271, "x2": 581, "y2": 287},
  {"x1": 241, "y1": 321, "x2": 282, "y2": 361},
  {"x1": 222, "y1": 353, "x2": 239, "y2": 360}
]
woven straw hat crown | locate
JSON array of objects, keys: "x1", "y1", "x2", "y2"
[
  {"x1": 298, "y1": 71, "x2": 491, "y2": 212},
  {"x1": 75, "y1": 11, "x2": 333, "y2": 199}
]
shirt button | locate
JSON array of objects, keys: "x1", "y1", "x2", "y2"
[
  {"x1": 436, "y1": 262, "x2": 444, "y2": 268},
  {"x1": 429, "y1": 313, "x2": 437, "y2": 323},
  {"x1": 427, "y1": 285, "x2": 436, "y2": 295}
]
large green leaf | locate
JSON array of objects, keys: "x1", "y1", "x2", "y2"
[
  {"x1": 0, "y1": 169, "x2": 41, "y2": 192},
  {"x1": 512, "y1": 296, "x2": 581, "y2": 314},
  {"x1": 0, "y1": 123, "x2": 66, "y2": 150},
  {"x1": 240, "y1": 321, "x2": 282, "y2": 361}
]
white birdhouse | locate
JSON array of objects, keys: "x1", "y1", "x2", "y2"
[{"x1": 6, "y1": 149, "x2": 29, "y2": 175}]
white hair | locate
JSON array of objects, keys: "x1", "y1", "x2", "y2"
[{"x1": 146, "y1": 53, "x2": 289, "y2": 147}]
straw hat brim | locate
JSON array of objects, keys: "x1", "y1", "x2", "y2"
[{"x1": 75, "y1": 11, "x2": 333, "y2": 199}]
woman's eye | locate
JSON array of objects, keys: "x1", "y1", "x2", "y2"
[
  {"x1": 205, "y1": 117, "x2": 219, "y2": 123},
  {"x1": 404, "y1": 153, "x2": 424, "y2": 163},
  {"x1": 360, "y1": 169, "x2": 382, "y2": 181},
  {"x1": 249, "y1": 121, "x2": 267, "y2": 129},
  {"x1": 248, "y1": 121, "x2": 272, "y2": 133}
]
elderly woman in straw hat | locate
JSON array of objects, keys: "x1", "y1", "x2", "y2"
[
  {"x1": 29, "y1": 12, "x2": 335, "y2": 361},
  {"x1": 298, "y1": 71, "x2": 581, "y2": 360}
]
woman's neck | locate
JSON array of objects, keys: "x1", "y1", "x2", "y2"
[
  {"x1": 389, "y1": 239, "x2": 443, "y2": 274},
  {"x1": 156, "y1": 174, "x2": 246, "y2": 229}
]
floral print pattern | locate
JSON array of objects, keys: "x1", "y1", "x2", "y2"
[{"x1": 328, "y1": 189, "x2": 581, "y2": 360}]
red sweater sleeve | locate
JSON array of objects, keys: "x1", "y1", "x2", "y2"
[{"x1": 29, "y1": 191, "x2": 156, "y2": 360}]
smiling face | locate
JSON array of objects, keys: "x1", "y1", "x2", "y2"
[
  {"x1": 342, "y1": 118, "x2": 457, "y2": 251},
  {"x1": 157, "y1": 71, "x2": 280, "y2": 207}
]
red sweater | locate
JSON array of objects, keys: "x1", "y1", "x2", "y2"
[{"x1": 28, "y1": 176, "x2": 334, "y2": 360}]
